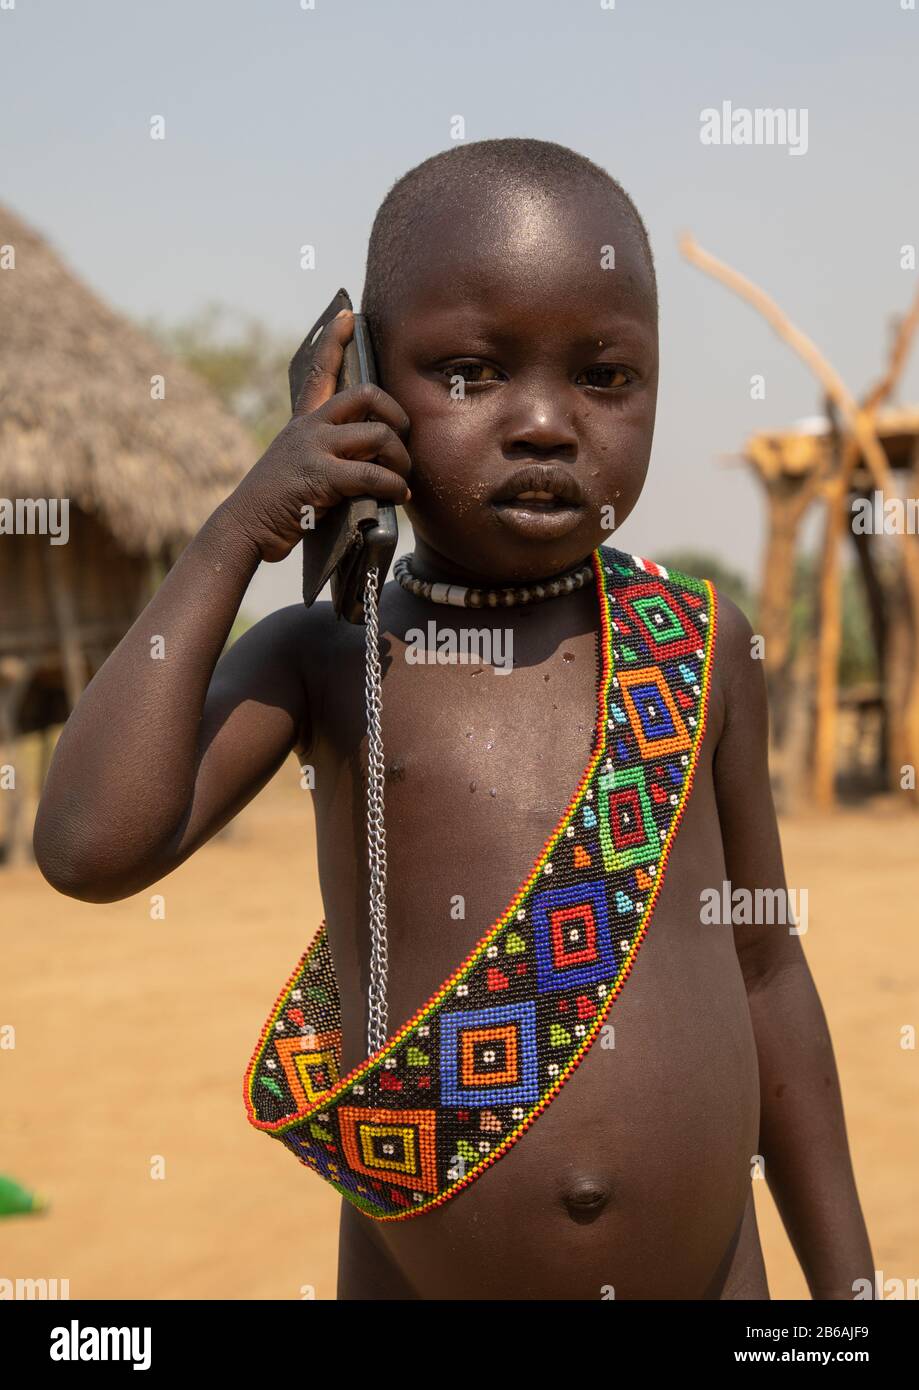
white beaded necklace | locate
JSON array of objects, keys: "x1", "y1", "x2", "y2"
[{"x1": 393, "y1": 553, "x2": 594, "y2": 609}]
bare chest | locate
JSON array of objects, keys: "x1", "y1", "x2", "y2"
[{"x1": 310, "y1": 607, "x2": 605, "y2": 1069}]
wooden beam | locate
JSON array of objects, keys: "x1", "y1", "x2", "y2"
[
  {"x1": 851, "y1": 502, "x2": 890, "y2": 783},
  {"x1": 0, "y1": 655, "x2": 35, "y2": 866},
  {"x1": 41, "y1": 545, "x2": 87, "y2": 712},
  {"x1": 756, "y1": 473, "x2": 822, "y2": 810}
]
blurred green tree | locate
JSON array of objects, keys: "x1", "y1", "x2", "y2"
[
  {"x1": 146, "y1": 305, "x2": 297, "y2": 643},
  {"x1": 656, "y1": 548, "x2": 875, "y2": 689},
  {"x1": 789, "y1": 552, "x2": 877, "y2": 689},
  {"x1": 655, "y1": 550, "x2": 755, "y2": 620},
  {"x1": 146, "y1": 304, "x2": 292, "y2": 449}
]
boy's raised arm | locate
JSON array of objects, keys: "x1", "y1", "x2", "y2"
[
  {"x1": 712, "y1": 594, "x2": 874, "y2": 1300},
  {"x1": 33, "y1": 506, "x2": 306, "y2": 902},
  {"x1": 33, "y1": 311, "x2": 412, "y2": 903}
]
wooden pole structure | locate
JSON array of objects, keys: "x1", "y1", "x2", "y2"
[
  {"x1": 829, "y1": 296, "x2": 919, "y2": 803},
  {"x1": 756, "y1": 469, "x2": 825, "y2": 807},
  {"x1": 887, "y1": 438, "x2": 919, "y2": 795},
  {"x1": 679, "y1": 234, "x2": 919, "y2": 809}
]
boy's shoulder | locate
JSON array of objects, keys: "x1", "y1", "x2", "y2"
[
  {"x1": 227, "y1": 596, "x2": 361, "y2": 720},
  {"x1": 600, "y1": 544, "x2": 758, "y2": 746},
  {"x1": 601, "y1": 541, "x2": 752, "y2": 635}
]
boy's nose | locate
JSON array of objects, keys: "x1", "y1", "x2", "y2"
[{"x1": 503, "y1": 395, "x2": 579, "y2": 456}]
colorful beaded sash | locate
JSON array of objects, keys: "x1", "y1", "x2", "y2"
[{"x1": 244, "y1": 545, "x2": 717, "y2": 1220}]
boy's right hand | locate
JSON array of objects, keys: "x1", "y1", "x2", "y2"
[{"x1": 222, "y1": 309, "x2": 412, "y2": 563}]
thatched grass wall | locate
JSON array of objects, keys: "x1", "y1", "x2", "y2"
[{"x1": 0, "y1": 203, "x2": 259, "y2": 861}]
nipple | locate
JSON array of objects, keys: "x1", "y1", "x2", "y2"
[{"x1": 562, "y1": 1177, "x2": 612, "y2": 1223}]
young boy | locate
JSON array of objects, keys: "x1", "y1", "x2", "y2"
[{"x1": 34, "y1": 138, "x2": 873, "y2": 1300}]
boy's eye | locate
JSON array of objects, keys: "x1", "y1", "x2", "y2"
[
  {"x1": 577, "y1": 365, "x2": 632, "y2": 390},
  {"x1": 442, "y1": 362, "x2": 502, "y2": 385}
]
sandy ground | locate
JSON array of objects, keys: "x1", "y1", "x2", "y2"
[{"x1": 2, "y1": 768, "x2": 917, "y2": 1301}]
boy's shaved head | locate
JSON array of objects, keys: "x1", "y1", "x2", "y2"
[
  {"x1": 361, "y1": 137, "x2": 657, "y2": 348},
  {"x1": 359, "y1": 136, "x2": 661, "y2": 586}
]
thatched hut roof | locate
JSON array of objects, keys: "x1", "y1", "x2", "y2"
[
  {"x1": 744, "y1": 407, "x2": 919, "y2": 482},
  {"x1": 0, "y1": 204, "x2": 255, "y2": 557}
]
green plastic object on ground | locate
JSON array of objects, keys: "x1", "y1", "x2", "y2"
[{"x1": 0, "y1": 1174, "x2": 47, "y2": 1216}]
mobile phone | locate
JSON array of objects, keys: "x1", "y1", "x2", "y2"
[{"x1": 289, "y1": 288, "x2": 399, "y2": 624}]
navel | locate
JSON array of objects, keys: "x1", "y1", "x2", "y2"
[{"x1": 562, "y1": 1177, "x2": 612, "y2": 1222}]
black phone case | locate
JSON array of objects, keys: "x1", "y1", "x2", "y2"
[{"x1": 290, "y1": 289, "x2": 399, "y2": 624}]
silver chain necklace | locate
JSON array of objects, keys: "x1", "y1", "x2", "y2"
[
  {"x1": 363, "y1": 565, "x2": 389, "y2": 1056},
  {"x1": 361, "y1": 551, "x2": 595, "y2": 1056}
]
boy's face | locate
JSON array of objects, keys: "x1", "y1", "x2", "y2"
[{"x1": 376, "y1": 183, "x2": 659, "y2": 585}]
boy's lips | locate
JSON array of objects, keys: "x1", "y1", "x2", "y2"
[
  {"x1": 490, "y1": 463, "x2": 587, "y2": 539},
  {"x1": 490, "y1": 464, "x2": 585, "y2": 507},
  {"x1": 491, "y1": 501, "x2": 585, "y2": 540}
]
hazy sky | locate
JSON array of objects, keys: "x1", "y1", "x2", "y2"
[{"x1": 3, "y1": 0, "x2": 917, "y2": 616}]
